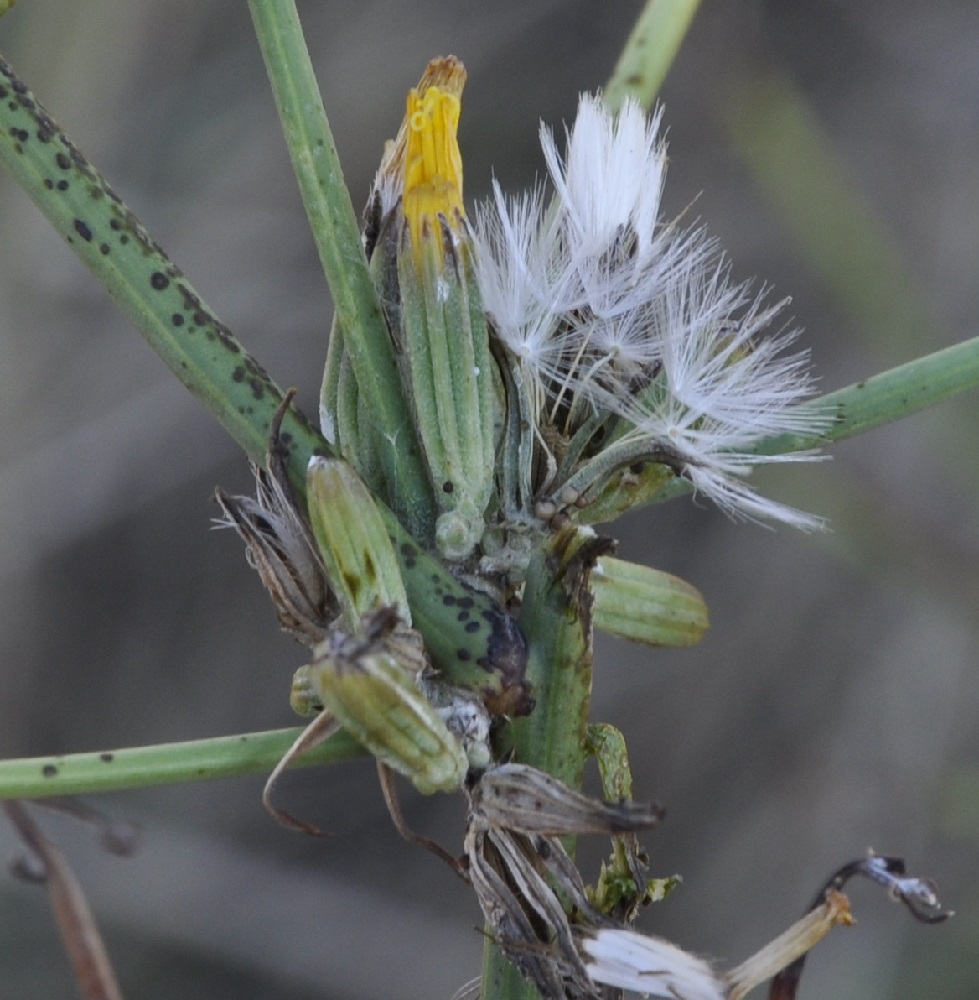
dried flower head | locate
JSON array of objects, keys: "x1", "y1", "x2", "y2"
[
  {"x1": 214, "y1": 395, "x2": 336, "y2": 645},
  {"x1": 473, "y1": 94, "x2": 829, "y2": 529},
  {"x1": 579, "y1": 926, "x2": 724, "y2": 1000},
  {"x1": 464, "y1": 761, "x2": 662, "y2": 1000}
]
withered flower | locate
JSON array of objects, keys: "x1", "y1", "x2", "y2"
[{"x1": 464, "y1": 762, "x2": 662, "y2": 1000}]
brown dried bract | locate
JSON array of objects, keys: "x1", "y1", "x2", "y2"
[
  {"x1": 463, "y1": 762, "x2": 664, "y2": 1000},
  {"x1": 471, "y1": 762, "x2": 663, "y2": 838},
  {"x1": 214, "y1": 392, "x2": 337, "y2": 645}
]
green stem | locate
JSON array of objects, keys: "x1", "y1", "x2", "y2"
[
  {"x1": 753, "y1": 335, "x2": 979, "y2": 455},
  {"x1": 482, "y1": 530, "x2": 601, "y2": 1000},
  {"x1": 0, "y1": 54, "x2": 301, "y2": 468},
  {"x1": 247, "y1": 0, "x2": 435, "y2": 540},
  {"x1": 507, "y1": 535, "x2": 595, "y2": 788},
  {"x1": 0, "y1": 729, "x2": 363, "y2": 800},
  {"x1": 604, "y1": 0, "x2": 703, "y2": 111}
]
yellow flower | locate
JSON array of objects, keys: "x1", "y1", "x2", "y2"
[
  {"x1": 403, "y1": 84, "x2": 465, "y2": 249},
  {"x1": 379, "y1": 57, "x2": 467, "y2": 261}
]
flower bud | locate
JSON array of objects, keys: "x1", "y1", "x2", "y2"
[
  {"x1": 591, "y1": 555, "x2": 709, "y2": 647},
  {"x1": 376, "y1": 58, "x2": 502, "y2": 561}
]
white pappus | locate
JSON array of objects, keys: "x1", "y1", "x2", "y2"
[{"x1": 473, "y1": 93, "x2": 830, "y2": 528}]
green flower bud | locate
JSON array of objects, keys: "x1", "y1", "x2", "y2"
[
  {"x1": 371, "y1": 59, "x2": 502, "y2": 561},
  {"x1": 591, "y1": 555, "x2": 708, "y2": 647}
]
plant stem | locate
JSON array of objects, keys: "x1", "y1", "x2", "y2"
[
  {"x1": 506, "y1": 532, "x2": 597, "y2": 789},
  {"x1": 0, "y1": 729, "x2": 363, "y2": 800},
  {"x1": 482, "y1": 530, "x2": 601, "y2": 1000},
  {"x1": 247, "y1": 0, "x2": 436, "y2": 540},
  {"x1": 0, "y1": 54, "x2": 298, "y2": 470},
  {"x1": 753, "y1": 335, "x2": 979, "y2": 455},
  {"x1": 604, "y1": 0, "x2": 703, "y2": 112}
]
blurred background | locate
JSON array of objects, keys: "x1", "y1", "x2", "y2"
[{"x1": 0, "y1": 1, "x2": 977, "y2": 997}]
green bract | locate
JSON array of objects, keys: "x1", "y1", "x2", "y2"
[
  {"x1": 396, "y1": 218, "x2": 501, "y2": 562},
  {"x1": 306, "y1": 456, "x2": 410, "y2": 627}
]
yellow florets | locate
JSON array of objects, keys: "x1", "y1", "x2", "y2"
[{"x1": 402, "y1": 78, "x2": 465, "y2": 257}]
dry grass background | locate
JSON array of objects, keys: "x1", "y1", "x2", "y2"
[{"x1": 0, "y1": 1, "x2": 977, "y2": 997}]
